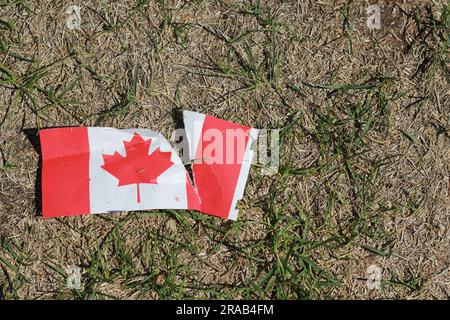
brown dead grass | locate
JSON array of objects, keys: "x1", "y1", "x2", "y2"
[{"x1": 0, "y1": 0, "x2": 449, "y2": 299}]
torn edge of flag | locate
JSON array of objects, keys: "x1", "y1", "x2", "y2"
[{"x1": 39, "y1": 111, "x2": 259, "y2": 220}]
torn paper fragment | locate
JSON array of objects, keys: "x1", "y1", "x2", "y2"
[
  {"x1": 39, "y1": 111, "x2": 258, "y2": 220},
  {"x1": 183, "y1": 111, "x2": 259, "y2": 220}
]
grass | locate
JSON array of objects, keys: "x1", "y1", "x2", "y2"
[{"x1": 0, "y1": 0, "x2": 449, "y2": 299}]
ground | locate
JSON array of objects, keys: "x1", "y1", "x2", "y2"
[{"x1": 0, "y1": 0, "x2": 449, "y2": 299}]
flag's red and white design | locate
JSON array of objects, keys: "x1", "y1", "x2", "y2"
[{"x1": 40, "y1": 111, "x2": 258, "y2": 220}]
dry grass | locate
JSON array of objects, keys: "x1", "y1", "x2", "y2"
[{"x1": 0, "y1": 0, "x2": 449, "y2": 299}]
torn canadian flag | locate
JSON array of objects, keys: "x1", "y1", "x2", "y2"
[{"x1": 39, "y1": 111, "x2": 259, "y2": 220}]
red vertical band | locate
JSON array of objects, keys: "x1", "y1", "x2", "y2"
[
  {"x1": 191, "y1": 116, "x2": 250, "y2": 219},
  {"x1": 40, "y1": 127, "x2": 90, "y2": 218}
]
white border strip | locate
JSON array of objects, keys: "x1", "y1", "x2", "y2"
[
  {"x1": 183, "y1": 110, "x2": 206, "y2": 161},
  {"x1": 227, "y1": 128, "x2": 259, "y2": 221}
]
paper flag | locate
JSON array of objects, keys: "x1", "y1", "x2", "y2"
[{"x1": 39, "y1": 111, "x2": 259, "y2": 220}]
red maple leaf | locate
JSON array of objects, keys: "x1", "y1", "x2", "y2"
[{"x1": 101, "y1": 133, "x2": 174, "y2": 203}]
